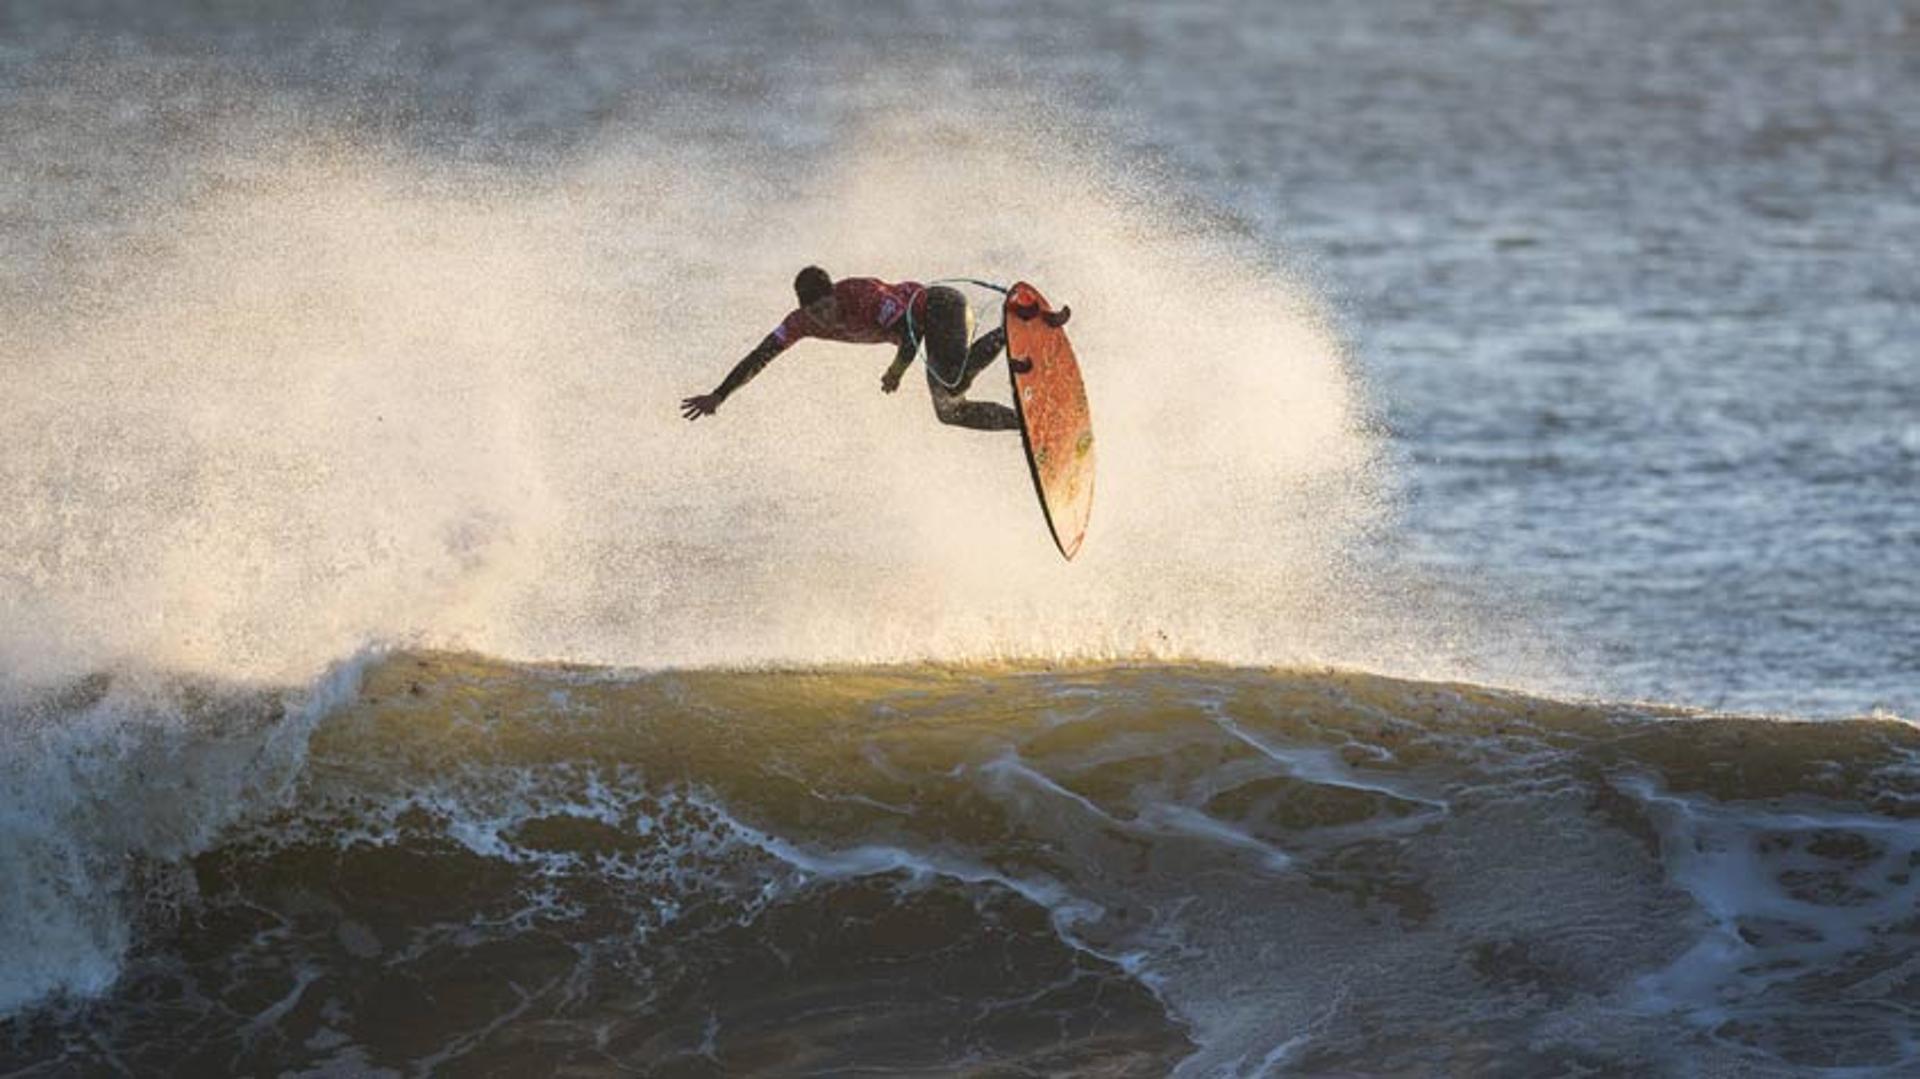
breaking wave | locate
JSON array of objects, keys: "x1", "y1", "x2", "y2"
[{"x1": 4, "y1": 653, "x2": 1914, "y2": 1076}]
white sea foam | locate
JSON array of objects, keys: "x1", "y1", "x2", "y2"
[
  {"x1": 1622, "y1": 772, "x2": 1920, "y2": 1062},
  {"x1": 0, "y1": 651, "x2": 371, "y2": 1016},
  {"x1": 982, "y1": 748, "x2": 1296, "y2": 871}
]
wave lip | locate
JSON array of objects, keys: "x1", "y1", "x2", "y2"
[{"x1": 0, "y1": 652, "x2": 372, "y2": 1019}]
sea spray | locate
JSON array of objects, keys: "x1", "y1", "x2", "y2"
[{"x1": 0, "y1": 100, "x2": 1457, "y2": 682}]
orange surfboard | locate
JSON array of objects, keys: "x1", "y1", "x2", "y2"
[{"x1": 1004, "y1": 281, "x2": 1094, "y2": 560}]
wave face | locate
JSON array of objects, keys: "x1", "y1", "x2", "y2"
[{"x1": 5, "y1": 653, "x2": 1915, "y2": 1076}]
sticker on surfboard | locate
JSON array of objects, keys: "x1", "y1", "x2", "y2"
[{"x1": 1003, "y1": 281, "x2": 1094, "y2": 560}]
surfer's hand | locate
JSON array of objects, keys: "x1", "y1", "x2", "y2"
[
  {"x1": 681, "y1": 394, "x2": 720, "y2": 421},
  {"x1": 880, "y1": 368, "x2": 902, "y2": 394}
]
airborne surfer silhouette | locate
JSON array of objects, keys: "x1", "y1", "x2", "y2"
[{"x1": 681, "y1": 266, "x2": 1020, "y2": 431}]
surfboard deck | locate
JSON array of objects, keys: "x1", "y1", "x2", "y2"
[{"x1": 1003, "y1": 281, "x2": 1094, "y2": 560}]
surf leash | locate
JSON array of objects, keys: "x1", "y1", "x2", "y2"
[
  {"x1": 904, "y1": 276, "x2": 1010, "y2": 389},
  {"x1": 928, "y1": 276, "x2": 1009, "y2": 295}
]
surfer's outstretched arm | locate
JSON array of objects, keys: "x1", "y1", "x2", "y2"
[{"x1": 682, "y1": 335, "x2": 782, "y2": 420}]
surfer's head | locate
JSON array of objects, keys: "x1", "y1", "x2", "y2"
[
  {"x1": 795, "y1": 266, "x2": 833, "y2": 307},
  {"x1": 795, "y1": 265, "x2": 836, "y2": 324}
]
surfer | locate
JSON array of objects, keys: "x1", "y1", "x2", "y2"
[{"x1": 681, "y1": 266, "x2": 1020, "y2": 431}]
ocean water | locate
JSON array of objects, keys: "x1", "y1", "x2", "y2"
[{"x1": 2, "y1": 1, "x2": 1915, "y2": 1075}]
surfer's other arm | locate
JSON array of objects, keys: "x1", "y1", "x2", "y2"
[
  {"x1": 880, "y1": 334, "x2": 916, "y2": 394},
  {"x1": 681, "y1": 335, "x2": 782, "y2": 420}
]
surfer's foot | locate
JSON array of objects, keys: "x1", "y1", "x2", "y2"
[{"x1": 933, "y1": 396, "x2": 1021, "y2": 431}]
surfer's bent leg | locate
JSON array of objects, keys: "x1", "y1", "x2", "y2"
[
  {"x1": 954, "y1": 326, "x2": 1005, "y2": 394},
  {"x1": 923, "y1": 286, "x2": 1019, "y2": 431}
]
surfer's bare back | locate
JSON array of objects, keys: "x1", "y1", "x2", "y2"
[{"x1": 681, "y1": 266, "x2": 1019, "y2": 431}]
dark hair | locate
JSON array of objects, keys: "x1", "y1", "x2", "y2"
[{"x1": 794, "y1": 265, "x2": 833, "y2": 306}]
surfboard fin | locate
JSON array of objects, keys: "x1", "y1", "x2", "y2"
[{"x1": 1011, "y1": 301, "x2": 1071, "y2": 328}]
